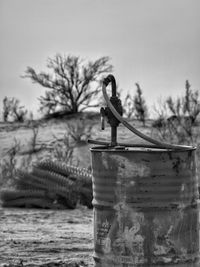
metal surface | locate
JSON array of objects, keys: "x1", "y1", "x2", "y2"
[
  {"x1": 99, "y1": 74, "x2": 193, "y2": 150},
  {"x1": 100, "y1": 74, "x2": 123, "y2": 146},
  {"x1": 91, "y1": 146, "x2": 199, "y2": 266}
]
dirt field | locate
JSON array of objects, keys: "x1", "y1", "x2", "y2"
[{"x1": 0, "y1": 206, "x2": 93, "y2": 267}]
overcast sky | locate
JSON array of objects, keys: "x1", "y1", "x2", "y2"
[{"x1": 0, "y1": 0, "x2": 200, "y2": 117}]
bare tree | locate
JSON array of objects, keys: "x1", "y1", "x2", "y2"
[
  {"x1": 2, "y1": 97, "x2": 28, "y2": 122},
  {"x1": 183, "y1": 80, "x2": 200, "y2": 123},
  {"x1": 22, "y1": 54, "x2": 113, "y2": 116},
  {"x1": 166, "y1": 81, "x2": 200, "y2": 123},
  {"x1": 134, "y1": 83, "x2": 148, "y2": 126},
  {"x1": 123, "y1": 92, "x2": 135, "y2": 119}
]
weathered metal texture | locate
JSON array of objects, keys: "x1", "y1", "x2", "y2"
[{"x1": 91, "y1": 146, "x2": 199, "y2": 267}]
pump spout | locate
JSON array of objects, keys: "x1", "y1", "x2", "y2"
[{"x1": 100, "y1": 75, "x2": 123, "y2": 146}]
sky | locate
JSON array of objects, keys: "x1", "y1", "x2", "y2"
[{"x1": 0, "y1": 0, "x2": 200, "y2": 118}]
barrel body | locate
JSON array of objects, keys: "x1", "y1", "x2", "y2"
[{"x1": 91, "y1": 147, "x2": 199, "y2": 267}]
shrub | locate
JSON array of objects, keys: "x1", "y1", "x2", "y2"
[
  {"x1": 152, "y1": 81, "x2": 200, "y2": 145},
  {"x1": 2, "y1": 97, "x2": 28, "y2": 122}
]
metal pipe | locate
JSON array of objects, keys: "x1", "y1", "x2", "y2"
[{"x1": 102, "y1": 76, "x2": 194, "y2": 150}]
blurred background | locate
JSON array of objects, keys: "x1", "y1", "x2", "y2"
[{"x1": 0, "y1": 0, "x2": 200, "y2": 118}]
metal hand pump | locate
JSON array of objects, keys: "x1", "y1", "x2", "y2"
[
  {"x1": 100, "y1": 74, "x2": 123, "y2": 146},
  {"x1": 90, "y1": 74, "x2": 193, "y2": 150}
]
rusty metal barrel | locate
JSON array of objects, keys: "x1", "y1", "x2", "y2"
[
  {"x1": 89, "y1": 75, "x2": 199, "y2": 266},
  {"x1": 91, "y1": 146, "x2": 199, "y2": 266}
]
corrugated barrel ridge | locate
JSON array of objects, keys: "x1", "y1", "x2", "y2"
[
  {"x1": 92, "y1": 149, "x2": 198, "y2": 208},
  {"x1": 91, "y1": 147, "x2": 199, "y2": 266}
]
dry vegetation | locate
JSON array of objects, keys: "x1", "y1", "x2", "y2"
[
  {"x1": 1, "y1": 104, "x2": 200, "y2": 205},
  {"x1": 0, "y1": 114, "x2": 98, "y2": 207}
]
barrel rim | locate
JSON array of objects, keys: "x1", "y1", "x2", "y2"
[{"x1": 90, "y1": 145, "x2": 196, "y2": 153}]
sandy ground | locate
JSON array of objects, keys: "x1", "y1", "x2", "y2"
[{"x1": 0, "y1": 206, "x2": 93, "y2": 267}]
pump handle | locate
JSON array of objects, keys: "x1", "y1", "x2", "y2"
[
  {"x1": 100, "y1": 75, "x2": 123, "y2": 146},
  {"x1": 89, "y1": 75, "x2": 194, "y2": 151}
]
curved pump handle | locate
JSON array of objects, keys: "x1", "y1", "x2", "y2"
[
  {"x1": 100, "y1": 74, "x2": 123, "y2": 146},
  {"x1": 89, "y1": 74, "x2": 193, "y2": 150},
  {"x1": 103, "y1": 74, "x2": 117, "y2": 96}
]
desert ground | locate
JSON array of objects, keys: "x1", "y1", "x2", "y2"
[{"x1": 0, "y1": 206, "x2": 93, "y2": 267}]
